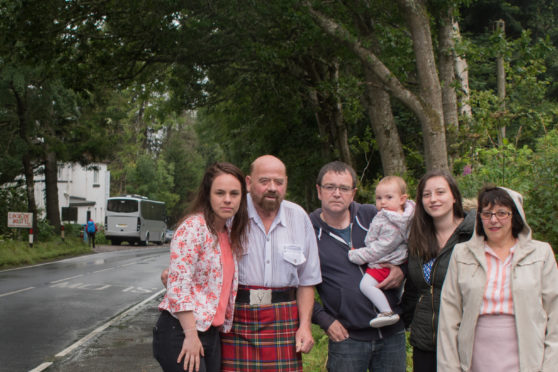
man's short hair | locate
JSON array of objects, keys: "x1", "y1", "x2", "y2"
[{"x1": 316, "y1": 161, "x2": 357, "y2": 188}]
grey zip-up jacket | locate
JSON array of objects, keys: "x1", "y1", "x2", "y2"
[{"x1": 438, "y1": 188, "x2": 558, "y2": 371}]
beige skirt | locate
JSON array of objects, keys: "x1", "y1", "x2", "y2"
[{"x1": 471, "y1": 314, "x2": 519, "y2": 372}]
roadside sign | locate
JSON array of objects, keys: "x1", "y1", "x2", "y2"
[{"x1": 8, "y1": 212, "x2": 33, "y2": 228}]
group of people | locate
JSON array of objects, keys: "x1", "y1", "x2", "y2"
[{"x1": 152, "y1": 155, "x2": 558, "y2": 372}]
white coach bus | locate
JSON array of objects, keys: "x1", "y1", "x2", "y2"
[{"x1": 104, "y1": 195, "x2": 167, "y2": 246}]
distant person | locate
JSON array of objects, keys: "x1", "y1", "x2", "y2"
[
  {"x1": 153, "y1": 162, "x2": 249, "y2": 372},
  {"x1": 438, "y1": 186, "x2": 558, "y2": 371},
  {"x1": 86, "y1": 218, "x2": 97, "y2": 248},
  {"x1": 348, "y1": 176, "x2": 415, "y2": 328},
  {"x1": 401, "y1": 170, "x2": 475, "y2": 372}
]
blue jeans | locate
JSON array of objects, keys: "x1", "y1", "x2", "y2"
[{"x1": 326, "y1": 330, "x2": 406, "y2": 372}]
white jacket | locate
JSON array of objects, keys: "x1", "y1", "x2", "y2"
[
  {"x1": 437, "y1": 188, "x2": 558, "y2": 371},
  {"x1": 348, "y1": 200, "x2": 415, "y2": 267}
]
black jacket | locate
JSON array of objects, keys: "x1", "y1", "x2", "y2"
[
  {"x1": 310, "y1": 202, "x2": 405, "y2": 341},
  {"x1": 401, "y1": 211, "x2": 476, "y2": 352}
]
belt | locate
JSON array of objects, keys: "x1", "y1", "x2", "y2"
[{"x1": 236, "y1": 287, "x2": 297, "y2": 305}]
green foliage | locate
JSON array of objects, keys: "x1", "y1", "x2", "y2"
[
  {"x1": 126, "y1": 154, "x2": 179, "y2": 208},
  {"x1": 0, "y1": 236, "x2": 92, "y2": 269},
  {"x1": 456, "y1": 143, "x2": 534, "y2": 198},
  {"x1": 36, "y1": 219, "x2": 56, "y2": 242},
  {"x1": 456, "y1": 130, "x2": 558, "y2": 251},
  {"x1": 523, "y1": 129, "x2": 558, "y2": 249}
]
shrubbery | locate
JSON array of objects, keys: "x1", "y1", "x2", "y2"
[{"x1": 456, "y1": 129, "x2": 558, "y2": 251}]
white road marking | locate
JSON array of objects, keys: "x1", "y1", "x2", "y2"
[
  {"x1": 92, "y1": 267, "x2": 114, "y2": 273},
  {"x1": 119, "y1": 262, "x2": 136, "y2": 267},
  {"x1": 0, "y1": 286, "x2": 35, "y2": 298},
  {"x1": 29, "y1": 362, "x2": 52, "y2": 371},
  {"x1": 29, "y1": 288, "x2": 165, "y2": 372},
  {"x1": 50, "y1": 274, "x2": 83, "y2": 284}
]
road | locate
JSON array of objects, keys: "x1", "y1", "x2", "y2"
[{"x1": 0, "y1": 245, "x2": 169, "y2": 372}]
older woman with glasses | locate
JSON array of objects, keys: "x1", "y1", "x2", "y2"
[{"x1": 438, "y1": 186, "x2": 558, "y2": 371}]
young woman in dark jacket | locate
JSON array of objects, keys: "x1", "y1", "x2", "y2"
[{"x1": 401, "y1": 170, "x2": 475, "y2": 372}]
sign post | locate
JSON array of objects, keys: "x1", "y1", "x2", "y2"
[{"x1": 8, "y1": 212, "x2": 34, "y2": 247}]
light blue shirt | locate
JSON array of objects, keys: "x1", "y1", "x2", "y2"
[{"x1": 237, "y1": 194, "x2": 322, "y2": 288}]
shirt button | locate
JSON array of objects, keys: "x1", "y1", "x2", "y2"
[{"x1": 266, "y1": 260, "x2": 270, "y2": 264}]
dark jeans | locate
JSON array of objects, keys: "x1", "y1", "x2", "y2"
[
  {"x1": 87, "y1": 232, "x2": 95, "y2": 248},
  {"x1": 153, "y1": 311, "x2": 221, "y2": 372},
  {"x1": 412, "y1": 347, "x2": 436, "y2": 372},
  {"x1": 326, "y1": 329, "x2": 406, "y2": 372}
]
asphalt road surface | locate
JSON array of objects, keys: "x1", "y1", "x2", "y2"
[{"x1": 0, "y1": 245, "x2": 169, "y2": 372}]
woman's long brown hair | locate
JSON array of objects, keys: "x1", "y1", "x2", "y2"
[
  {"x1": 187, "y1": 162, "x2": 249, "y2": 256},
  {"x1": 408, "y1": 170, "x2": 464, "y2": 261}
]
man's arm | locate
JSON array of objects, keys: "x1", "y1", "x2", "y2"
[
  {"x1": 312, "y1": 298, "x2": 349, "y2": 342},
  {"x1": 295, "y1": 286, "x2": 315, "y2": 353}
]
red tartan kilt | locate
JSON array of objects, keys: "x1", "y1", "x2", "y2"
[{"x1": 221, "y1": 300, "x2": 302, "y2": 371}]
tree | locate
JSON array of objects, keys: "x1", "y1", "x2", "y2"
[{"x1": 305, "y1": 0, "x2": 451, "y2": 171}]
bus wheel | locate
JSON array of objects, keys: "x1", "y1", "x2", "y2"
[
  {"x1": 140, "y1": 234, "x2": 149, "y2": 246},
  {"x1": 156, "y1": 232, "x2": 165, "y2": 245},
  {"x1": 111, "y1": 239, "x2": 121, "y2": 246}
]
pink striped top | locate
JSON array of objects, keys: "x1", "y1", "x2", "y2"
[
  {"x1": 480, "y1": 243, "x2": 516, "y2": 315},
  {"x1": 212, "y1": 230, "x2": 235, "y2": 327}
]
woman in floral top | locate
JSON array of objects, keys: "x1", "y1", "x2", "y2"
[{"x1": 153, "y1": 162, "x2": 249, "y2": 372}]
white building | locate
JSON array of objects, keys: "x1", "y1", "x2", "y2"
[{"x1": 33, "y1": 163, "x2": 110, "y2": 225}]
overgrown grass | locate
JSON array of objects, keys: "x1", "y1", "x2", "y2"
[
  {"x1": 303, "y1": 324, "x2": 414, "y2": 371},
  {"x1": 0, "y1": 236, "x2": 92, "y2": 269}
]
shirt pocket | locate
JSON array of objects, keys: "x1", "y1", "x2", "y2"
[{"x1": 281, "y1": 244, "x2": 306, "y2": 266}]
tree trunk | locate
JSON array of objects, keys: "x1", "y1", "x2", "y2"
[
  {"x1": 438, "y1": 8, "x2": 459, "y2": 168},
  {"x1": 452, "y1": 21, "x2": 472, "y2": 118},
  {"x1": 349, "y1": 8, "x2": 406, "y2": 175},
  {"x1": 304, "y1": 58, "x2": 352, "y2": 165},
  {"x1": 306, "y1": 1, "x2": 449, "y2": 171},
  {"x1": 44, "y1": 150, "x2": 61, "y2": 230},
  {"x1": 329, "y1": 62, "x2": 352, "y2": 165},
  {"x1": 496, "y1": 19, "x2": 506, "y2": 146},
  {"x1": 12, "y1": 84, "x2": 39, "y2": 232},
  {"x1": 438, "y1": 9, "x2": 459, "y2": 134},
  {"x1": 396, "y1": 0, "x2": 448, "y2": 171},
  {"x1": 22, "y1": 154, "x2": 38, "y2": 232},
  {"x1": 308, "y1": 88, "x2": 332, "y2": 160},
  {"x1": 363, "y1": 67, "x2": 406, "y2": 175}
]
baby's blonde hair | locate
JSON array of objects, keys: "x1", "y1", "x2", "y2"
[{"x1": 377, "y1": 176, "x2": 407, "y2": 194}]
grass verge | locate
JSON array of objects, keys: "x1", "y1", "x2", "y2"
[{"x1": 0, "y1": 237, "x2": 92, "y2": 269}]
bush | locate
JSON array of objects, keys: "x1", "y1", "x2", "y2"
[
  {"x1": 523, "y1": 130, "x2": 558, "y2": 249},
  {"x1": 456, "y1": 130, "x2": 558, "y2": 251},
  {"x1": 36, "y1": 219, "x2": 56, "y2": 241}
]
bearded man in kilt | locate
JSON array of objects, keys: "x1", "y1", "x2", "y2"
[{"x1": 220, "y1": 155, "x2": 322, "y2": 371}]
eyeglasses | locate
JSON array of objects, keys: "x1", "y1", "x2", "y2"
[
  {"x1": 320, "y1": 184, "x2": 354, "y2": 194},
  {"x1": 479, "y1": 210, "x2": 512, "y2": 220}
]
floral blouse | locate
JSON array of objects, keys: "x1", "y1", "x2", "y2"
[{"x1": 158, "y1": 213, "x2": 238, "y2": 332}]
